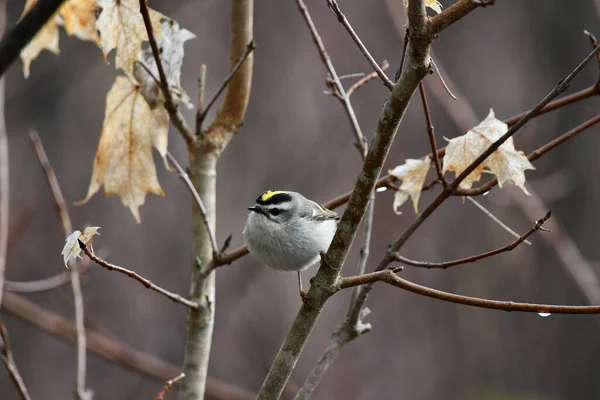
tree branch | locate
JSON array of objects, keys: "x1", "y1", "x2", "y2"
[
  {"x1": 454, "y1": 113, "x2": 600, "y2": 196},
  {"x1": 4, "y1": 263, "x2": 90, "y2": 293},
  {"x1": 429, "y1": 0, "x2": 481, "y2": 35},
  {"x1": 256, "y1": 0, "x2": 432, "y2": 398},
  {"x1": 155, "y1": 373, "x2": 185, "y2": 400},
  {"x1": 29, "y1": 130, "x2": 91, "y2": 399},
  {"x1": 346, "y1": 60, "x2": 389, "y2": 97},
  {"x1": 340, "y1": 269, "x2": 600, "y2": 314},
  {"x1": 138, "y1": 0, "x2": 196, "y2": 145},
  {"x1": 181, "y1": 0, "x2": 254, "y2": 399},
  {"x1": 166, "y1": 152, "x2": 218, "y2": 255},
  {"x1": 326, "y1": 0, "x2": 394, "y2": 90},
  {"x1": 196, "y1": 40, "x2": 256, "y2": 130},
  {"x1": 393, "y1": 211, "x2": 551, "y2": 269},
  {"x1": 0, "y1": 0, "x2": 67, "y2": 78},
  {"x1": 78, "y1": 241, "x2": 199, "y2": 309},
  {"x1": 1, "y1": 292, "x2": 254, "y2": 400},
  {"x1": 0, "y1": 319, "x2": 31, "y2": 400},
  {"x1": 418, "y1": 82, "x2": 446, "y2": 185}
]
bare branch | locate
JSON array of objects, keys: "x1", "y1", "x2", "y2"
[
  {"x1": 326, "y1": 0, "x2": 394, "y2": 90},
  {"x1": 257, "y1": 0, "x2": 432, "y2": 397},
  {"x1": 0, "y1": 319, "x2": 32, "y2": 400},
  {"x1": 78, "y1": 241, "x2": 199, "y2": 309},
  {"x1": 30, "y1": 130, "x2": 91, "y2": 399},
  {"x1": 155, "y1": 373, "x2": 185, "y2": 400},
  {"x1": 195, "y1": 64, "x2": 207, "y2": 134},
  {"x1": 429, "y1": 0, "x2": 481, "y2": 35},
  {"x1": 465, "y1": 196, "x2": 532, "y2": 245},
  {"x1": 5, "y1": 263, "x2": 91, "y2": 293},
  {"x1": 0, "y1": 0, "x2": 67, "y2": 78},
  {"x1": 455, "y1": 114, "x2": 600, "y2": 196},
  {"x1": 418, "y1": 82, "x2": 446, "y2": 185},
  {"x1": 182, "y1": 0, "x2": 254, "y2": 397},
  {"x1": 1, "y1": 292, "x2": 254, "y2": 400},
  {"x1": 0, "y1": 78, "x2": 6, "y2": 310},
  {"x1": 166, "y1": 152, "x2": 219, "y2": 255},
  {"x1": 450, "y1": 43, "x2": 600, "y2": 193},
  {"x1": 340, "y1": 269, "x2": 600, "y2": 314},
  {"x1": 393, "y1": 211, "x2": 550, "y2": 269},
  {"x1": 346, "y1": 60, "x2": 389, "y2": 97},
  {"x1": 138, "y1": 0, "x2": 196, "y2": 145},
  {"x1": 196, "y1": 40, "x2": 256, "y2": 129}
]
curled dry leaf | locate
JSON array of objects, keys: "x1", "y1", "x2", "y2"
[
  {"x1": 20, "y1": 0, "x2": 61, "y2": 78},
  {"x1": 61, "y1": 0, "x2": 100, "y2": 43},
  {"x1": 389, "y1": 158, "x2": 431, "y2": 214},
  {"x1": 403, "y1": 0, "x2": 442, "y2": 14},
  {"x1": 133, "y1": 18, "x2": 196, "y2": 108},
  {"x1": 20, "y1": 0, "x2": 101, "y2": 78},
  {"x1": 61, "y1": 226, "x2": 101, "y2": 268},
  {"x1": 76, "y1": 76, "x2": 169, "y2": 222},
  {"x1": 96, "y1": 0, "x2": 164, "y2": 76},
  {"x1": 442, "y1": 109, "x2": 535, "y2": 193}
]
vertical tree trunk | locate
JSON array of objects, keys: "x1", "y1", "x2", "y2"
[{"x1": 180, "y1": 1, "x2": 254, "y2": 399}]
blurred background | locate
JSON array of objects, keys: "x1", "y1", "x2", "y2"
[{"x1": 2, "y1": 0, "x2": 600, "y2": 399}]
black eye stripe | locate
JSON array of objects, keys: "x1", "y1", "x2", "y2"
[{"x1": 269, "y1": 208, "x2": 282, "y2": 216}]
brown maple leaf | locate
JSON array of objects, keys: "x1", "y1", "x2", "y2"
[{"x1": 76, "y1": 76, "x2": 169, "y2": 222}]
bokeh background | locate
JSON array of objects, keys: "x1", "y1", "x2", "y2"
[{"x1": 2, "y1": 0, "x2": 600, "y2": 399}]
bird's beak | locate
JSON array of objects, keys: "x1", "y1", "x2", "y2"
[{"x1": 248, "y1": 206, "x2": 260, "y2": 213}]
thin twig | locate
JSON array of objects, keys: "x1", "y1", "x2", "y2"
[
  {"x1": 0, "y1": 0, "x2": 67, "y2": 78},
  {"x1": 78, "y1": 241, "x2": 199, "y2": 309},
  {"x1": 346, "y1": 60, "x2": 389, "y2": 97},
  {"x1": 429, "y1": 0, "x2": 481, "y2": 35},
  {"x1": 195, "y1": 64, "x2": 207, "y2": 134},
  {"x1": 1, "y1": 292, "x2": 254, "y2": 400},
  {"x1": 326, "y1": 0, "x2": 394, "y2": 90},
  {"x1": 0, "y1": 78, "x2": 6, "y2": 309},
  {"x1": 138, "y1": 0, "x2": 196, "y2": 145},
  {"x1": 465, "y1": 196, "x2": 532, "y2": 245},
  {"x1": 257, "y1": 0, "x2": 431, "y2": 398},
  {"x1": 166, "y1": 152, "x2": 219, "y2": 255},
  {"x1": 346, "y1": 44, "x2": 600, "y2": 317},
  {"x1": 418, "y1": 82, "x2": 446, "y2": 185},
  {"x1": 455, "y1": 114, "x2": 600, "y2": 196},
  {"x1": 298, "y1": 0, "x2": 366, "y2": 155},
  {"x1": 451, "y1": 44, "x2": 600, "y2": 192},
  {"x1": 340, "y1": 269, "x2": 600, "y2": 314},
  {"x1": 197, "y1": 40, "x2": 256, "y2": 128},
  {"x1": 430, "y1": 58, "x2": 456, "y2": 99},
  {"x1": 217, "y1": 109, "x2": 600, "y2": 267},
  {"x1": 0, "y1": 320, "x2": 31, "y2": 400},
  {"x1": 5, "y1": 263, "x2": 91, "y2": 293},
  {"x1": 392, "y1": 211, "x2": 550, "y2": 269},
  {"x1": 30, "y1": 130, "x2": 91, "y2": 399},
  {"x1": 155, "y1": 373, "x2": 185, "y2": 400}
]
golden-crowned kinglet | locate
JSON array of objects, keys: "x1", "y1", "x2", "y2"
[{"x1": 243, "y1": 190, "x2": 339, "y2": 298}]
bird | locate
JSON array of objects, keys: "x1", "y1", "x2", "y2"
[{"x1": 243, "y1": 190, "x2": 339, "y2": 299}]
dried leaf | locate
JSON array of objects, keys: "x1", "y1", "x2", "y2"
[
  {"x1": 20, "y1": 0, "x2": 61, "y2": 78},
  {"x1": 60, "y1": 0, "x2": 100, "y2": 43},
  {"x1": 133, "y1": 18, "x2": 196, "y2": 108},
  {"x1": 61, "y1": 226, "x2": 100, "y2": 268},
  {"x1": 96, "y1": 0, "x2": 164, "y2": 76},
  {"x1": 403, "y1": 0, "x2": 442, "y2": 14},
  {"x1": 389, "y1": 157, "x2": 431, "y2": 214},
  {"x1": 442, "y1": 109, "x2": 535, "y2": 193},
  {"x1": 76, "y1": 76, "x2": 169, "y2": 222}
]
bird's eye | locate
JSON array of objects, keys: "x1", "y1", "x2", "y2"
[{"x1": 269, "y1": 208, "x2": 282, "y2": 216}]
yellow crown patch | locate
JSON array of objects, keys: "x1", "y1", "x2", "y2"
[{"x1": 260, "y1": 190, "x2": 287, "y2": 202}]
